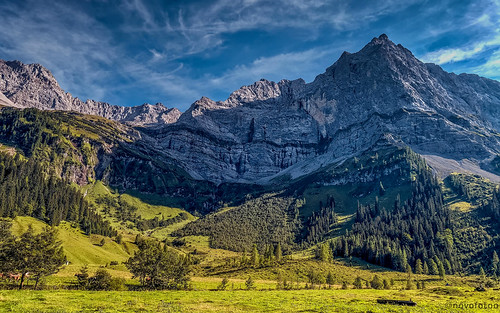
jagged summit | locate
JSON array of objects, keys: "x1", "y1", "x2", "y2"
[
  {"x1": 0, "y1": 60, "x2": 180, "y2": 126},
  {"x1": 159, "y1": 34, "x2": 500, "y2": 183}
]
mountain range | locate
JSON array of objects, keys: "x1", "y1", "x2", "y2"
[{"x1": 2, "y1": 34, "x2": 500, "y2": 186}]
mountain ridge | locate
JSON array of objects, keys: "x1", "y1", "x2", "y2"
[
  {"x1": 0, "y1": 60, "x2": 181, "y2": 126},
  {"x1": 154, "y1": 34, "x2": 500, "y2": 183},
  {"x1": 1, "y1": 34, "x2": 500, "y2": 184}
]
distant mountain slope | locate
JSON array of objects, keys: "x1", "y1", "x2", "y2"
[
  {"x1": 0, "y1": 60, "x2": 181, "y2": 126},
  {"x1": 153, "y1": 34, "x2": 500, "y2": 183}
]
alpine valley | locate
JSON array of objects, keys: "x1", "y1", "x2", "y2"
[{"x1": 2, "y1": 34, "x2": 500, "y2": 311}]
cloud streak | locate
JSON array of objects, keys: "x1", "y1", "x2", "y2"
[{"x1": 421, "y1": 35, "x2": 500, "y2": 64}]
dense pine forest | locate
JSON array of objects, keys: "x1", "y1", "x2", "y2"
[{"x1": 0, "y1": 152, "x2": 115, "y2": 236}]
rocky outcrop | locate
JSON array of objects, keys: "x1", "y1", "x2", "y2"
[
  {"x1": 0, "y1": 91, "x2": 17, "y2": 107},
  {"x1": 0, "y1": 60, "x2": 181, "y2": 126},
  {"x1": 154, "y1": 34, "x2": 500, "y2": 183}
]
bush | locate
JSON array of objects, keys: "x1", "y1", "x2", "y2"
[{"x1": 89, "y1": 269, "x2": 112, "y2": 290}]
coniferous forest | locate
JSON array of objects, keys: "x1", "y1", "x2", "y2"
[{"x1": 0, "y1": 152, "x2": 115, "y2": 236}]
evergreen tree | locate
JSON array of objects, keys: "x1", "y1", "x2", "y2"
[
  {"x1": 428, "y1": 259, "x2": 438, "y2": 275},
  {"x1": 436, "y1": 258, "x2": 445, "y2": 279},
  {"x1": 275, "y1": 243, "x2": 283, "y2": 263},
  {"x1": 326, "y1": 271, "x2": 334, "y2": 288},
  {"x1": 370, "y1": 275, "x2": 383, "y2": 289},
  {"x1": 319, "y1": 243, "x2": 332, "y2": 262},
  {"x1": 492, "y1": 251, "x2": 499, "y2": 274},
  {"x1": 415, "y1": 259, "x2": 423, "y2": 275},
  {"x1": 75, "y1": 265, "x2": 89, "y2": 289},
  {"x1": 423, "y1": 261, "x2": 429, "y2": 275},
  {"x1": 251, "y1": 244, "x2": 260, "y2": 268},
  {"x1": 480, "y1": 267, "x2": 486, "y2": 280}
]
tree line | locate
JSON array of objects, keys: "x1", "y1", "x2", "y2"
[{"x1": 0, "y1": 152, "x2": 115, "y2": 236}]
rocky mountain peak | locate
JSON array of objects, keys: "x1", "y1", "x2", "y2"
[
  {"x1": 0, "y1": 59, "x2": 180, "y2": 126},
  {"x1": 156, "y1": 34, "x2": 500, "y2": 183}
]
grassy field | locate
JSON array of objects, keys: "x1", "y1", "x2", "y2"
[{"x1": 1, "y1": 287, "x2": 499, "y2": 312}]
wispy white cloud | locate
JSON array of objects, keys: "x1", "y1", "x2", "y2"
[
  {"x1": 421, "y1": 35, "x2": 500, "y2": 64},
  {"x1": 419, "y1": 0, "x2": 500, "y2": 66},
  {"x1": 209, "y1": 46, "x2": 342, "y2": 89},
  {"x1": 119, "y1": 0, "x2": 421, "y2": 59},
  {"x1": 473, "y1": 50, "x2": 500, "y2": 79}
]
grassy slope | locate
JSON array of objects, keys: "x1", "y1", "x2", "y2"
[
  {"x1": 83, "y1": 180, "x2": 197, "y2": 238},
  {"x1": 10, "y1": 216, "x2": 133, "y2": 278}
]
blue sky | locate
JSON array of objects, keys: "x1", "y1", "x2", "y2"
[{"x1": 0, "y1": 0, "x2": 498, "y2": 111}]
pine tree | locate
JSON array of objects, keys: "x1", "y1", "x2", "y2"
[
  {"x1": 326, "y1": 271, "x2": 334, "y2": 288},
  {"x1": 428, "y1": 259, "x2": 438, "y2": 275},
  {"x1": 415, "y1": 259, "x2": 423, "y2": 275},
  {"x1": 319, "y1": 243, "x2": 331, "y2": 262},
  {"x1": 251, "y1": 244, "x2": 260, "y2": 268},
  {"x1": 75, "y1": 265, "x2": 89, "y2": 289},
  {"x1": 436, "y1": 258, "x2": 445, "y2": 279},
  {"x1": 492, "y1": 251, "x2": 499, "y2": 275},
  {"x1": 275, "y1": 243, "x2": 283, "y2": 263},
  {"x1": 371, "y1": 275, "x2": 383, "y2": 289},
  {"x1": 423, "y1": 261, "x2": 429, "y2": 275},
  {"x1": 480, "y1": 267, "x2": 486, "y2": 280}
]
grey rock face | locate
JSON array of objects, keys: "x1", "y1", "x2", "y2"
[
  {"x1": 155, "y1": 34, "x2": 500, "y2": 183},
  {"x1": 0, "y1": 60, "x2": 181, "y2": 126}
]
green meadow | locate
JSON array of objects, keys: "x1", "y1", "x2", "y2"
[{"x1": 1, "y1": 287, "x2": 499, "y2": 312}]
